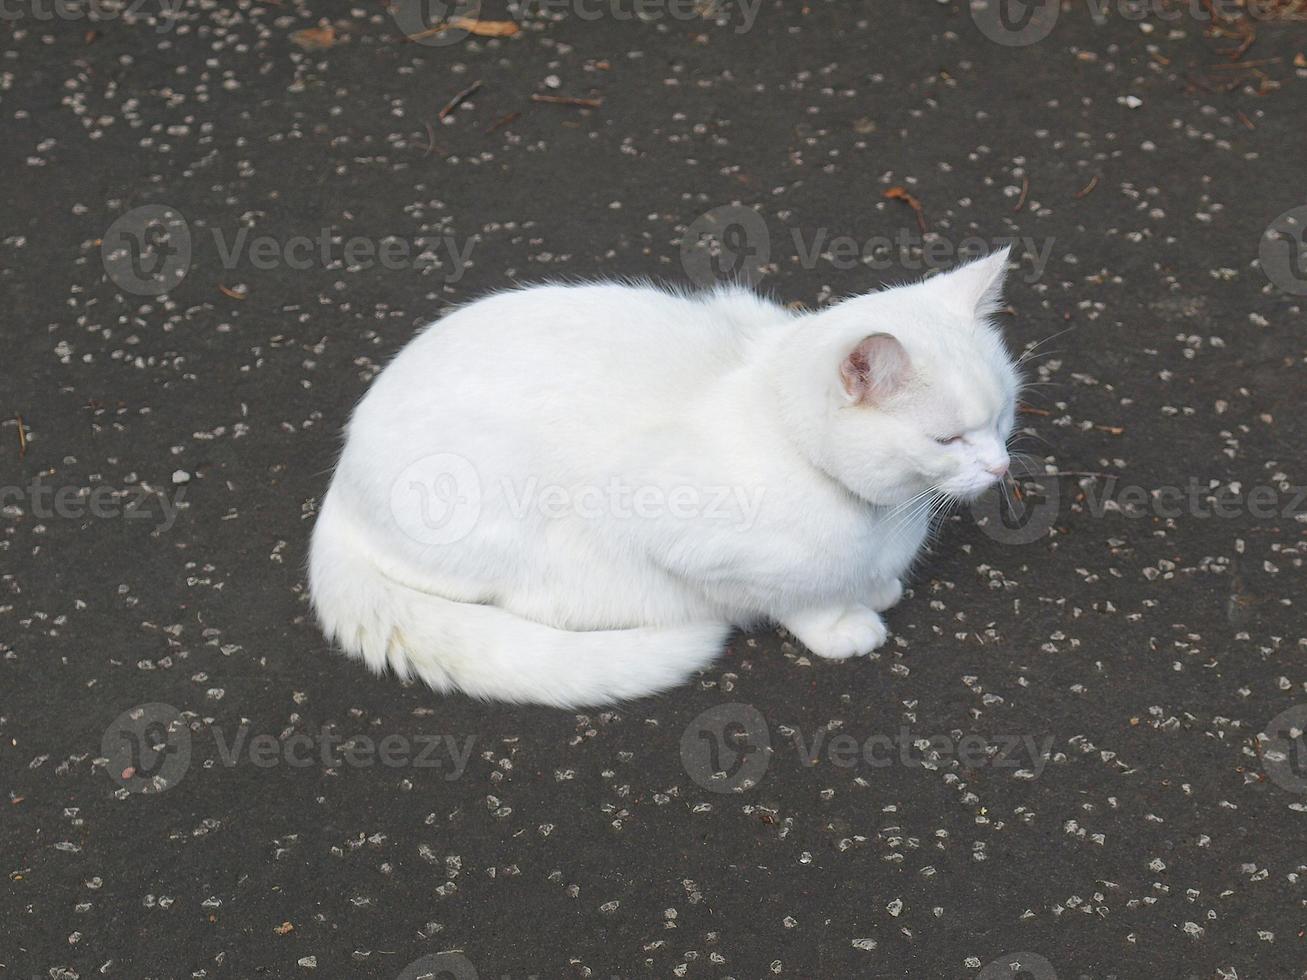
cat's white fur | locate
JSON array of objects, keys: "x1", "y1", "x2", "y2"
[{"x1": 309, "y1": 249, "x2": 1019, "y2": 707}]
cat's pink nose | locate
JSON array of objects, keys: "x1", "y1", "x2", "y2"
[{"x1": 987, "y1": 460, "x2": 1009, "y2": 478}]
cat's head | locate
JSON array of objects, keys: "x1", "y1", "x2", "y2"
[{"x1": 796, "y1": 248, "x2": 1021, "y2": 506}]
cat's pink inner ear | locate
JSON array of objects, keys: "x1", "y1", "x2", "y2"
[{"x1": 839, "y1": 333, "x2": 910, "y2": 403}]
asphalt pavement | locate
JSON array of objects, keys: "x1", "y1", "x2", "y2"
[{"x1": 3, "y1": 0, "x2": 1307, "y2": 976}]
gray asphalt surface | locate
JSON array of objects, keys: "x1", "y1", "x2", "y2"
[{"x1": 3, "y1": 0, "x2": 1307, "y2": 977}]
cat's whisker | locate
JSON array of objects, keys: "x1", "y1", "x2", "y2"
[
  {"x1": 1016, "y1": 382, "x2": 1062, "y2": 400},
  {"x1": 1017, "y1": 348, "x2": 1065, "y2": 367},
  {"x1": 998, "y1": 473, "x2": 1016, "y2": 515},
  {"x1": 1007, "y1": 449, "x2": 1046, "y2": 471},
  {"x1": 881, "y1": 486, "x2": 940, "y2": 525},
  {"x1": 923, "y1": 493, "x2": 957, "y2": 543},
  {"x1": 883, "y1": 498, "x2": 929, "y2": 545},
  {"x1": 1011, "y1": 429, "x2": 1054, "y2": 448},
  {"x1": 1008, "y1": 452, "x2": 1044, "y2": 464},
  {"x1": 1016, "y1": 326, "x2": 1075, "y2": 365},
  {"x1": 920, "y1": 489, "x2": 956, "y2": 534},
  {"x1": 883, "y1": 489, "x2": 941, "y2": 548}
]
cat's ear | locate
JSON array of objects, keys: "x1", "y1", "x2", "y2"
[
  {"x1": 840, "y1": 333, "x2": 910, "y2": 404},
  {"x1": 936, "y1": 245, "x2": 1010, "y2": 317}
]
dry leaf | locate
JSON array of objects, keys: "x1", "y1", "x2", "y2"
[
  {"x1": 883, "y1": 186, "x2": 926, "y2": 233},
  {"x1": 291, "y1": 25, "x2": 337, "y2": 50},
  {"x1": 449, "y1": 17, "x2": 519, "y2": 37}
]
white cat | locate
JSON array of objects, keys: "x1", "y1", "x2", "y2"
[{"x1": 309, "y1": 249, "x2": 1019, "y2": 707}]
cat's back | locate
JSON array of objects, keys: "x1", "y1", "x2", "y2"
[{"x1": 380, "y1": 281, "x2": 781, "y2": 407}]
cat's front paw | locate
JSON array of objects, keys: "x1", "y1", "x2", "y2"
[
  {"x1": 867, "y1": 577, "x2": 903, "y2": 612},
  {"x1": 783, "y1": 604, "x2": 888, "y2": 660}
]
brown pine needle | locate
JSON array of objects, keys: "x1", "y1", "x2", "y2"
[
  {"x1": 530, "y1": 93, "x2": 603, "y2": 109},
  {"x1": 485, "y1": 111, "x2": 521, "y2": 134},
  {"x1": 1208, "y1": 57, "x2": 1281, "y2": 69},
  {"x1": 438, "y1": 80, "x2": 482, "y2": 120}
]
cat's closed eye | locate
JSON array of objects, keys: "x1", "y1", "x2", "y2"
[{"x1": 935, "y1": 435, "x2": 964, "y2": 446}]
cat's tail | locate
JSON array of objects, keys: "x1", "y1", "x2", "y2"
[{"x1": 308, "y1": 500, "x2": 730, "y2": 708}]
